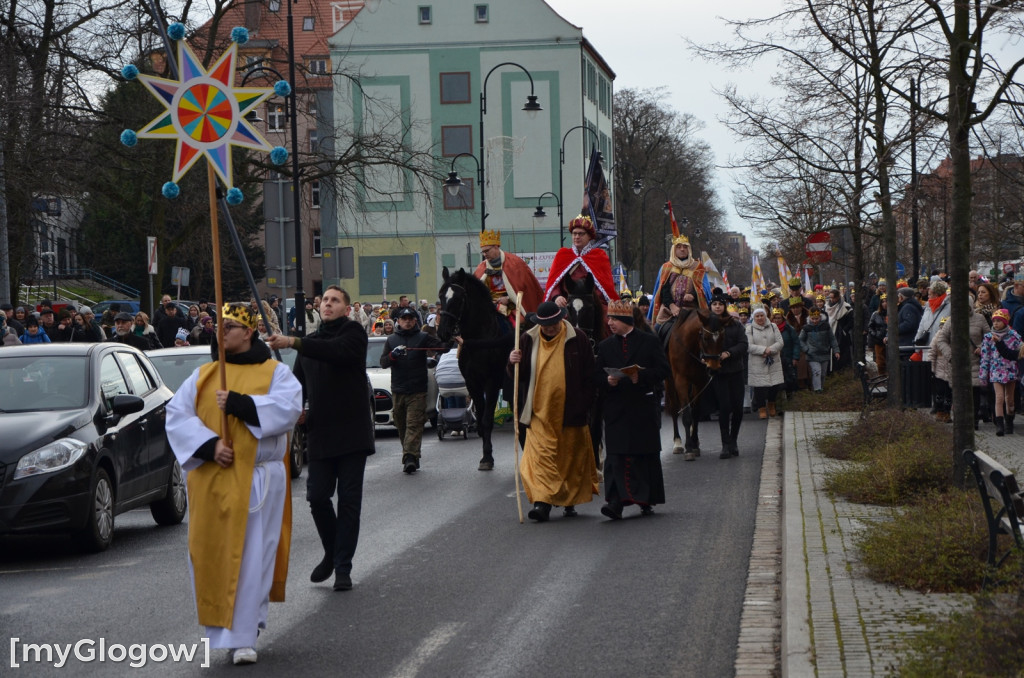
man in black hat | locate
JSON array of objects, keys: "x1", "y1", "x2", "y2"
[
  {"x1": 1, "y1": 303, "x2": 23, "y2": 336},
  {"x1": 508, "y1": 301, "x2": 599, "y2": 521},
  {"x1": 379, "y1": 305, "x2": 447, "y2": 473},
  {"x1": 594, "y1": 299, "x2": 670, "y2": 519},
  {"x1": 110, "y1": 312, "x2": 151, "y2": 350}
]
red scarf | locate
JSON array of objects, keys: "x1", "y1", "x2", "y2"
[{"x1": 928, "y1": 293, "x2": 946, "y2": 313}]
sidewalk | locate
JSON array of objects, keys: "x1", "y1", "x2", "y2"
[{"x1": 778, "y1": 411, "x2": 1024, "y2": 677}]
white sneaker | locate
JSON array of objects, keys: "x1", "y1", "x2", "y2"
[{"x1": 232, "y1": 647, "x2": 257, "y2": 665}]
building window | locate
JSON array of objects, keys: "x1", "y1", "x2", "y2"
[
  {"x1": 444, "y1": 178, "x2": 474, "y2": 210},
  {"x1": 418, "y1": 6, "x2": 431, "y2": 24},
  {"x1": 308, "y1": 59, "x2": 328, "y2": 75},
  {"x1": 267, "y1": 103, "x2": 285, "y2": 131},
  {"x1": 474, "y1": 4, "x2": 488, "y2": 22},
  {"x1": 311, "y1": 181, "x2": 321, "y2": 209},
  {"x1": 441, "y1": 125, "x2": 472, "y2": 157},
  {"x1": 309, "y1": 100, "x2": 318, "y2": 117},
  {"x1": 302, "y1": 16, "x2": 315, "y2": 30},
  {"x1": 440, "y1": 72, "x2": 471, "y2": 104},
  {"x1": 269, "y1": 0, "x2": 280, "y2": 12},
  {"x1": 312, "y1": 230, "x2": 322, "y2": 257},
  {"x1": 599, "y1": 77, "x2": 610, "y2": 115},
  {"x1": 309, "y1": 129, "x2": 319, "y2": 153}
]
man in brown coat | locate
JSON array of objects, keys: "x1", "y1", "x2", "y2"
[{"x1": 508, "y1": 301, "x2": 599, "y2": 522}]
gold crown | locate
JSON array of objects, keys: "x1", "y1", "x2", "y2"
[
  {"x1": 816, "y1": 294, "x2": 826, "y2": 301},
  {"x1": 727, "y1": 304, "x2": 739, "y2": 314},
  {"x1": 479, "y1": 229, "x2": 501, "y2": 248},
  {"x1": 221, "y1": 303, "x2": 257, "y2": 329},
  {"x1": 672, "y1": 234, "x2": 690, "y2": 246},
  {"x1": 771, "y1": 307, "x2": 784, "y2": 317},
  {"x1": 569, "y1": 214, "x2": 592, "y2": 229},
  {"x1": 809, "y1": 307, "x2": 822, "y2": 316},
  {"x1": 607, "y1": 299, "x2": 633, "y2": 318}
]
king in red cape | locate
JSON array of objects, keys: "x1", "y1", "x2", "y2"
[{"x1": 544, "y1": 214, "x2": 619, "y2": 341}]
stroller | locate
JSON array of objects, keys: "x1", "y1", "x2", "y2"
[{"x1": 434, "y1": 350, "x2": 476, "y2": 439}]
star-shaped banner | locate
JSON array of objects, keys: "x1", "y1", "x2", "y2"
[{"x1": 136, "y1": 40, "x2": 274, "y2": 188}]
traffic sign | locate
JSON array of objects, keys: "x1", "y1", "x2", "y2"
[
  {"x1": 895, "y1": 261, "x2": 905, "y2": 278},
  {"x1": 805, "y1": 232, "x2": 831, "y2": 263}
]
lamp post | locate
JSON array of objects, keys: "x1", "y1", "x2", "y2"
[
  {"x1": 444, "y1": 152, "x2": 483, "y2": 214},
  {"x1": 532, "y1": 191, "x2": 560, "y2": 220},
  {"x1": 558, "y1": 125, "x2": 600, "y2": 245},
  {"x1": 639, "y1": 185, "x2": 671, "y2": 289},
  {"x1": 479, "y1": 62, "x2": 541, "y2": 233}
]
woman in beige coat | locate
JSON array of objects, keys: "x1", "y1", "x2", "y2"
[
  {"x1": 932, "y1": 300, "x2": 989, "y2": 428},
  {"x1": 746, "y1": 308, "x2": 786, "y2": 418}
]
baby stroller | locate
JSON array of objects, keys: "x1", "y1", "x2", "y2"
[{"x1": 434, "y1": 350, "x2": 476, "y2": 439}]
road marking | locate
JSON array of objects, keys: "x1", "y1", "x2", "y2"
[{"x1": 384, "y1": 622, "x2": 464, "y2": 678}]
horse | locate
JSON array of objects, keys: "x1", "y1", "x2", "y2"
[
  {"x1": 437, "y1": 267, "x2": 515, "y2": 471},
  {"x1": 664, "y1": 309, "x2": 727, "y2": 460}
]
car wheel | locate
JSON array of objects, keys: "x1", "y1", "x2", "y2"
[
  {"x1": 290, "y1": 424, "x2": 306, "y2": 479},
  {"x1": 74, "y1": 468, "x2": 114, "y2": 552},
  {"x1": 150, "y1": 461, "x2": 187, "y2": 526}
]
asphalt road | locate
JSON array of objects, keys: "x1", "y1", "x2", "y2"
[{"x1": 1, "y1": 414, "x2": 767, "y2": 677}]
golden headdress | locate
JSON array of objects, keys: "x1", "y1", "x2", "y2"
[
  {"x1": 568, "y1": 214, "x2": 596, "y2": 239},
  {"x1": 668, "y1": 200, "x2": 689, "y2": 246},
  {"x1": 221, "y1": 303, "x2": 257, "y2": 329},
  {"x1": 479, "y1": 229, "x2": 501, "y2": 248},
  {"x1": 607, "y1": 299, "x2": 633, "y2": 318}
]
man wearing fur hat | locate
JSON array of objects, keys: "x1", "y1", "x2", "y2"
[
  {"x1": 508, "y1": 301, "x2": 599, "y2": 522},
  {"x1": 594, "y1": 299, "x2": 670, "y2": 519},
  {"x1": 166, "y1": 302, "x2": 302, "y2": 665},
  {"x1": 474, "y1": 229, "x2": 544, "y2": 318},
  {"x1": 544, "y1": 214, "x2": 618, "y2": 341}
]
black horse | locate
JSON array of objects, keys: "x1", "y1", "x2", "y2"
[{"x1": 437, "y1": 267, "x2": 515, "y2": 471}]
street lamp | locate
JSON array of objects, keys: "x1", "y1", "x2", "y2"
[
  {"x1": 558, "y1": 125, "x2": 600, "y2": 245},
  {"x1": 444, "y1": 153, "x2": 483, "y2": 215},
  {"x1": 639, "y1": 185, "x2": 671, "y2": 289},
  {"x1": 533, "y1": 191, "x2": 560, "y2": 220},
  {"x1": 479, "y1": 62, "x2": 541, "y2": 233}
]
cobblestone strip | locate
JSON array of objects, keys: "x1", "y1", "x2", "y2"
[{"x1": 734, "y1": 416, "x2": 783, "y2": 678}]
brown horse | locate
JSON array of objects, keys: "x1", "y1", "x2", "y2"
[{"x1": 665, "y1": 309, "x2": 726, "y2": 460}]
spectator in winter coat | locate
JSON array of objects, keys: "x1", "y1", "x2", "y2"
[
  {"x1": 895, "y1": 287, "x2": 923, "y2": 359},
  {"x1": 913, "y1": 279, "x2": 951, "y2": 360},
  {"x1": 156, "y1": 303, "x2": 188, "y2": 348},
  {"x1": 746, "y1": 308, "x2": 785, "y2": 418},
  {"x1": 799, "y1": 308, "x2": 839, "y2": 393},
  {"x1": 771, "y1": 308, "x2": 801, "y2": 396},
  {"x1": 866, "y1": 294, "x2": 889, "y2": 375},
  {"x1": 20, "y1": 315, "x2": 51, "y2": 344},
  {"x1": 133, "y1": 312, "x2": 163, "y2": 349},
  {"x1": 979, "y1": 308, "x2": 1022, "y2": 436}
]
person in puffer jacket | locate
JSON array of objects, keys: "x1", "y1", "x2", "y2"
[{"x1": 799, "y1": 308, "x2": 839, "y2": 393}]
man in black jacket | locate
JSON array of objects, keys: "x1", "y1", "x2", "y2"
[
  {"x1": 156, "y1": 302, "x2": 188, "y2": 348},
  {"x1": 110, "y1": 312, "x2": 151, "y2": 351},
  {"x1": 267, "y1": 286, "x2": 374, "y2": 592},
  {"x1": 380, "y1": 306, "x2": 446, "y2": 473},
  {"x1": 595, "y1": 300, "x2": 671, "y2": 519},
  {"x1": 708, "y1": 293, "x2": 749, "y2": 459},
  {"x1": 894, "y1": 286, "x2": 923, "y2": 360}
]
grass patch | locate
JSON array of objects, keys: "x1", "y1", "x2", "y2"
[
  {"x1": 822, "y1": 410, "x2": 953, "y2": 504},
  {"x1": 897, "y1": 597, "x2": 1024, "y2": 676},
  {"x1": 778, "y1": 370, "x2": 863, "y2": 412},
  {"x1": 857, "y1": 489, "x2": 996, "y2": 592}
]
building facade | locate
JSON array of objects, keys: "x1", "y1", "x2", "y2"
[{"x1": 327, "y1": 0, "x2": 615, "y2": 303}]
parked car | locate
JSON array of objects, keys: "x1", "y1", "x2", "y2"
[
  {"x1": 147, "y1": 344, "x2": 373, "y2": 477},
  {"x1": 0, "y1": 344, "x2": 185, "y2": 552},
  {"x1": 89, "y1": 299, "x2": 142, "y2": 317},
  {"x1": 366, "y1": 336, "x2": 439, "y2": 429}
]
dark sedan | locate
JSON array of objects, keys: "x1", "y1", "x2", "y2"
[{"x1": 0, "y1": 344, "x2": 186, "y2": 551}]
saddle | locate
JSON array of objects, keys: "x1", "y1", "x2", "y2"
[{"x1": 658, "y1": 307, "x2": 695, "y2": 352}]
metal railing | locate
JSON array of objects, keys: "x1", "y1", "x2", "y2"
[{"x1": 63, "y1": 268, "x2": 140, "y2": 298}]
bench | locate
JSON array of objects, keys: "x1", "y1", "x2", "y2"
[
  {"x1": 855, "y1": 361, "x2": 887, "y2": 406},
  {"x1": 963, "y1": 449, "x2": 1024, "y2": 587}
]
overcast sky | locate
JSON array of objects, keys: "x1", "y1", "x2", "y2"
[{"x1": 546, "y1": 0, "x2": 782, "y2": 247}]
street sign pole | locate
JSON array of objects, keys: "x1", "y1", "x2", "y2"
[
  {"x1": 147, "y1": 236, "x2": 158, "y2": 317},
  {"x1": 382, "y1": 261, "x2": 388, "y2": 301}
]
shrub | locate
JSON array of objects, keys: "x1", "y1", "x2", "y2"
[{"x1": 778, "y1": 370, "x2": 863, "y2": 412}]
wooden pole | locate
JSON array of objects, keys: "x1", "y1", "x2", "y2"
[
  {"x1": 208, "y1": 164, "x2": 230, "y2": 443},
  {"x1": 511, "y1": 292, "x2": 524, "y2": 524}
]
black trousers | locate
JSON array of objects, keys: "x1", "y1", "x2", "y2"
[
  {"x1": 307, "y1": 453, "x2": 368, "y2": 575},
  {"x1": 752, "y1": 385, "x2": 779, "y2": 409},
  {"x1": 711, "y1": 371, "x2": 745, "y2": 443}
]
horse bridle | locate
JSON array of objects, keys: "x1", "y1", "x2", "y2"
[
  {"x1": 697, "y1": 324, "x2": 723, "y2": 364},
  {"x1": 439, "y1": 283, "x2": 466, "y2": 337}
]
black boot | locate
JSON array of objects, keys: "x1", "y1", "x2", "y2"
[
  {"x1": 528, "y1": 502, "x2": 551, "y2": 522},
  {"x1": 1006, "y1": 413, "x2": 1015, "y2": 435},
  {"x1": 996, "y1": 416, "x2": 1005, "y2": 437},
  {"x1": 729, "y1": 413, "x2": 742, "y2": 456}
]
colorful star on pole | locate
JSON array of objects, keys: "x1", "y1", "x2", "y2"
[{"x1": 135, "y1": 40, "x2": 274, "y2": 189}]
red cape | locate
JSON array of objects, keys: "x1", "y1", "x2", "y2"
[
  {"x1": 544, "y1": 246, "x2": 619, "y2": 303},
  {"x1": 473, "y1": 251, "x2": 545, "y2": 314}
]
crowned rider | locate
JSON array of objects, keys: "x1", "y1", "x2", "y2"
[
  {"x1": 649, "y1": 223, "x2": 707, "y2": 332},
  {"x1": 544, "y1": 214, "x2": 619, "y2": 342},
  {"x1": 473, "y1": 229, "x2": 545, "y2": 320}
]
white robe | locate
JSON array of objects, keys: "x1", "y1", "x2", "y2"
[{"x1": 166, "y1": 361, "x2": 302, "y2": 649}]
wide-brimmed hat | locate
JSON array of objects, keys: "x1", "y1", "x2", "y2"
[{"x1": 527, "y1": 301, "x2": 567, "y2": 326}]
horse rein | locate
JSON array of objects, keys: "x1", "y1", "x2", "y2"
[{"x1": 439, "y1": 283, "x2": 466, "y2": 336}]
